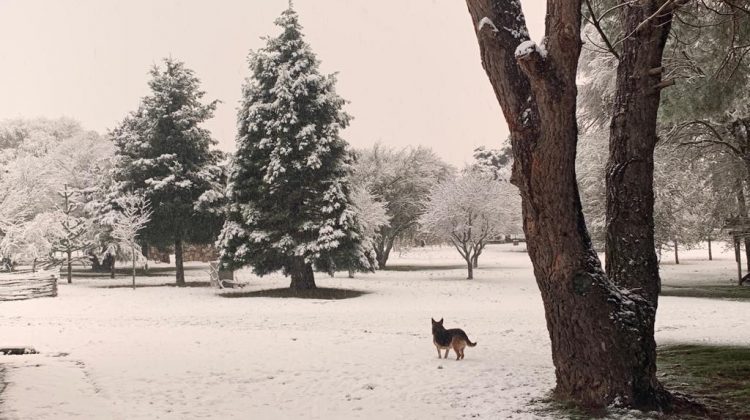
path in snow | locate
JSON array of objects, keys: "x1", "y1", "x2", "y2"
[{"x1": 0, "y1": 244, "x2": 746, "y2": 419}]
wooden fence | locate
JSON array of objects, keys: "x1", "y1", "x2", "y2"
[{"x1": 0, "y1": 271, "x2": 58, "y2": 302}]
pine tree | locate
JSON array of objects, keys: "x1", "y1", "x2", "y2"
[
  {"x1": 110, "y1": 58, "x2": 224, "y2": 287},
  {"x1": 218, "y1": 6, "x2": 374, "y2": 290}
]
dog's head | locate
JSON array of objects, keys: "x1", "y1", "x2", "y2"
[{"x1": 431, "y1": 317, "x2": 444, "y2": 334}]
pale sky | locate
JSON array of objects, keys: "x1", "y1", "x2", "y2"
[{"x1": 0, "y1": 0, "x2": 545, "y2": 167}]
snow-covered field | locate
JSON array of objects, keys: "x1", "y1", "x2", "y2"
[{"x1": 0, "y1": 243, "x2": 747, "y2": 419}]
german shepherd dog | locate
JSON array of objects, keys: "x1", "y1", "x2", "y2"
[{"x1": 431, "y1": 318, "x2": 477, "y2": 360}]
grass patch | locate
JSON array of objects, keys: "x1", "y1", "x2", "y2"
[
  {"x1": 531, "y1": 394, "x2": 610, "y2": 419},
  {"x1": 661, "y1": 285, "x2": 750, "y2": 301},
  {"x1": 219, "y1": 287, "x2": 366, "y2": 300},
  {"x1": 532, "y1": 345, "x2": 750, "y2": 419},
  {"x1": 658, "y1": 344, "x2": 750, "y2": 418}
]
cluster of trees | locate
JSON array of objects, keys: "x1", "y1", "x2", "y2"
[
  {"x1": 0, "y1": 5, "x2": 521, "y2": 290},
  {"x1": 0, "y1": 118, "x2": 113, "y2": 276},
  {"x1": 576, "y1": 0, "x2": 750, "y2": 263},
  {"x1": 216, "y1": 7, "x2": 521, "y2": 287}
]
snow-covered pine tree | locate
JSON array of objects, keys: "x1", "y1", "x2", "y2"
[
  {"x1": 110, "y1": 58, "x2": 224, "y2": 287},
  {"x1": 218, "y1": 6, "x2": 374, "y2": 290}
]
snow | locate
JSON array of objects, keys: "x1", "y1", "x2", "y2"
[
  {"x1": 0, "y1": 243, "x2": 748, "y2": 419},
  {"x1": 514, "y1": 40, "x2": 547, "y2": 59},
  {"x1": 477, "y1": 17, "x2": 498, "y2": 33}
]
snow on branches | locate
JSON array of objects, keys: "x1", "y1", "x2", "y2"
[
  {"x1": 219, "y1": 6, "x2": 373, "y2": 288},
  {"x1": 420, "y1": 172, "x2": 520, "y2": 279}
]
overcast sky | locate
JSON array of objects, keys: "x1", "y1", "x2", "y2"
[{"x1": 0, "y1": 0, "x2": 545, "y2": 167}]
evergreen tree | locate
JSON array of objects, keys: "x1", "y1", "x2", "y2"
[
  {"x1": 218, "y1": 6, "x2": 374, "y2": 290},
  {"x1": 110, "y1": 58, "x2": 224, "y2": 286}
]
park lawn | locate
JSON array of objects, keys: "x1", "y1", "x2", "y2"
[{"x1": 0, "y1": 243, "x2": 749, "y2": 419}]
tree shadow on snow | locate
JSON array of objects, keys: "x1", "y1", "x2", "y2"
[
  {"x1": 219, "y1": 287, "x2": 367, "y2": 300},
  {"x1": 97, "y1": 281, "x2": 211, "y2": 289}
]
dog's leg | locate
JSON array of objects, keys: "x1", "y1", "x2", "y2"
[
  {"x1": 436, "y1": 346, "x2": 441, "y2": 359},
  {"x1": 444, "y1": 348, "x2": 450, "y2": 359},
  {"x1": 453, "y1": 343, "x2": 462, "y2": 360}
]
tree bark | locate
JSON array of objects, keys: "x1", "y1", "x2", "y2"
[
  {"x1": 465, "y1": 0, "x2": 678, "y2": 410},
  {"x1": 110, "y1": 257, "x2": 115, "y2": 279},
  {"x1": 375, "y1": 235, "x2": 395, "y2": 269},
  {"x1": 290, "y1": 258, "x2": 316, "y2": 290},
  {"x1": 132, "y1": 246, "x2": 136, "y2": 290},
  {"x1": 472, "y1": 243, "x2": 482, "y2": 269},
  {"x1": 674, "y1": 240, "x2": 679, "y2": 265},
  {"x1": 736, "y1": 238, "x2": 744, "y2": 285},
  {"x1": 737, "y1": 181, "x2": 750, "y2": 271},
  {"x1": 175, "y1": 238, "x2": 185, "y2": 287},
  {"x1": 465, "y1": 256, "x2": 474, "y2": 280},
  {"x1": 708, "y1": 237, "x2": 712, "y2": 261},
  {"x1": 66, "y1": 250, "x2": 72, "y2": 284}
]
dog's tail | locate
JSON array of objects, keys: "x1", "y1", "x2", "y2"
[{"x1": 463, "y1": 332, "x2": 477, "y2": 347}]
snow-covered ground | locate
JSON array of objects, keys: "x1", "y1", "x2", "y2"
[{"x1": 0, "y1": 243, "x2": 747, "y2": 419}]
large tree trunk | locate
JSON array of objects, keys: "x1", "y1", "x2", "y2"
[
  {"x1": 465, "y1": 0, "x2": 681, "y2": 410},
  {"x1": 465, "y1": 257, "x2": 473, "y2": 280},
  {"x1": 290, "y1": 258, "x2": 316, "y2": 290},
  {"x1": 600, "y1": 0, "x2": 678, "y2": 408},
  {"x1": 175, "y1": 238, "x2": 185, "y2": 287}
]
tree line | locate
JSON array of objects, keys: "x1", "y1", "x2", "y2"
[{"x1": 0, "y1": 6, "x2": 522, "y2": 288}]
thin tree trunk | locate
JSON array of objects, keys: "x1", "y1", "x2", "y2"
[
  {"x1": 348, "y1": 268, "x2": 355, "y2": 279},
  {"x1": 674, "y1": 240, "x2": 679, "y2": 265},
  {"x1": 175, "y1": 238, "x2": 185, "y2": 287},
  {"x1": 132, "y1": 246, "x2": 136, "y2": 290},
  {"x1": 708, "y1": 237, "x2": 712, "y2": 261},
  {"x1": 736, "y1": 180, "x2": 750, "y2": 270},
  {"x1": 466, "y1": 258, "x2": 473, "y2": 280},
  {"x1": 290, "y1": 258, "x2": 316, "y2": 290},
  {"x1": 379, "y1": 237, "x2": 395, "y2": 268},
  {"x1": 32, "y1": 258, "x2": 36, "y2": 273},
  {"x1": 66, "y1": 250, "x2": 72, "y2": 284},
  {"x1": 374, "y1": 235, "x2": 394, "y2": 269},
  {"x1": 736, "y1": 238, "x2": 743, "y2": 285},
  {"x1": 465, "y1": 0, "x2": 687, "y2": 411},
  {"x1": 110, "y1": 257, "x2": 115, "y2": 279}
]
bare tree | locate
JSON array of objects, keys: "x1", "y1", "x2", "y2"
[
  {"x1": 110, "y1": 194, "x2": 152, "y2": 290},
  {"x1": 52, "y1": 185, "x2": 90, "y2": 283},
  {"x1": 420, "y1": 172, "x2": 517, "y2": 279}
]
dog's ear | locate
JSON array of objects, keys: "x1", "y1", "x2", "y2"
[
  {"x1": 439, "y1": 318, "x2": 444, "y2": 324},
  {"x1": 431, "y1": 318, "x2": 435, "y2": 323}
]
